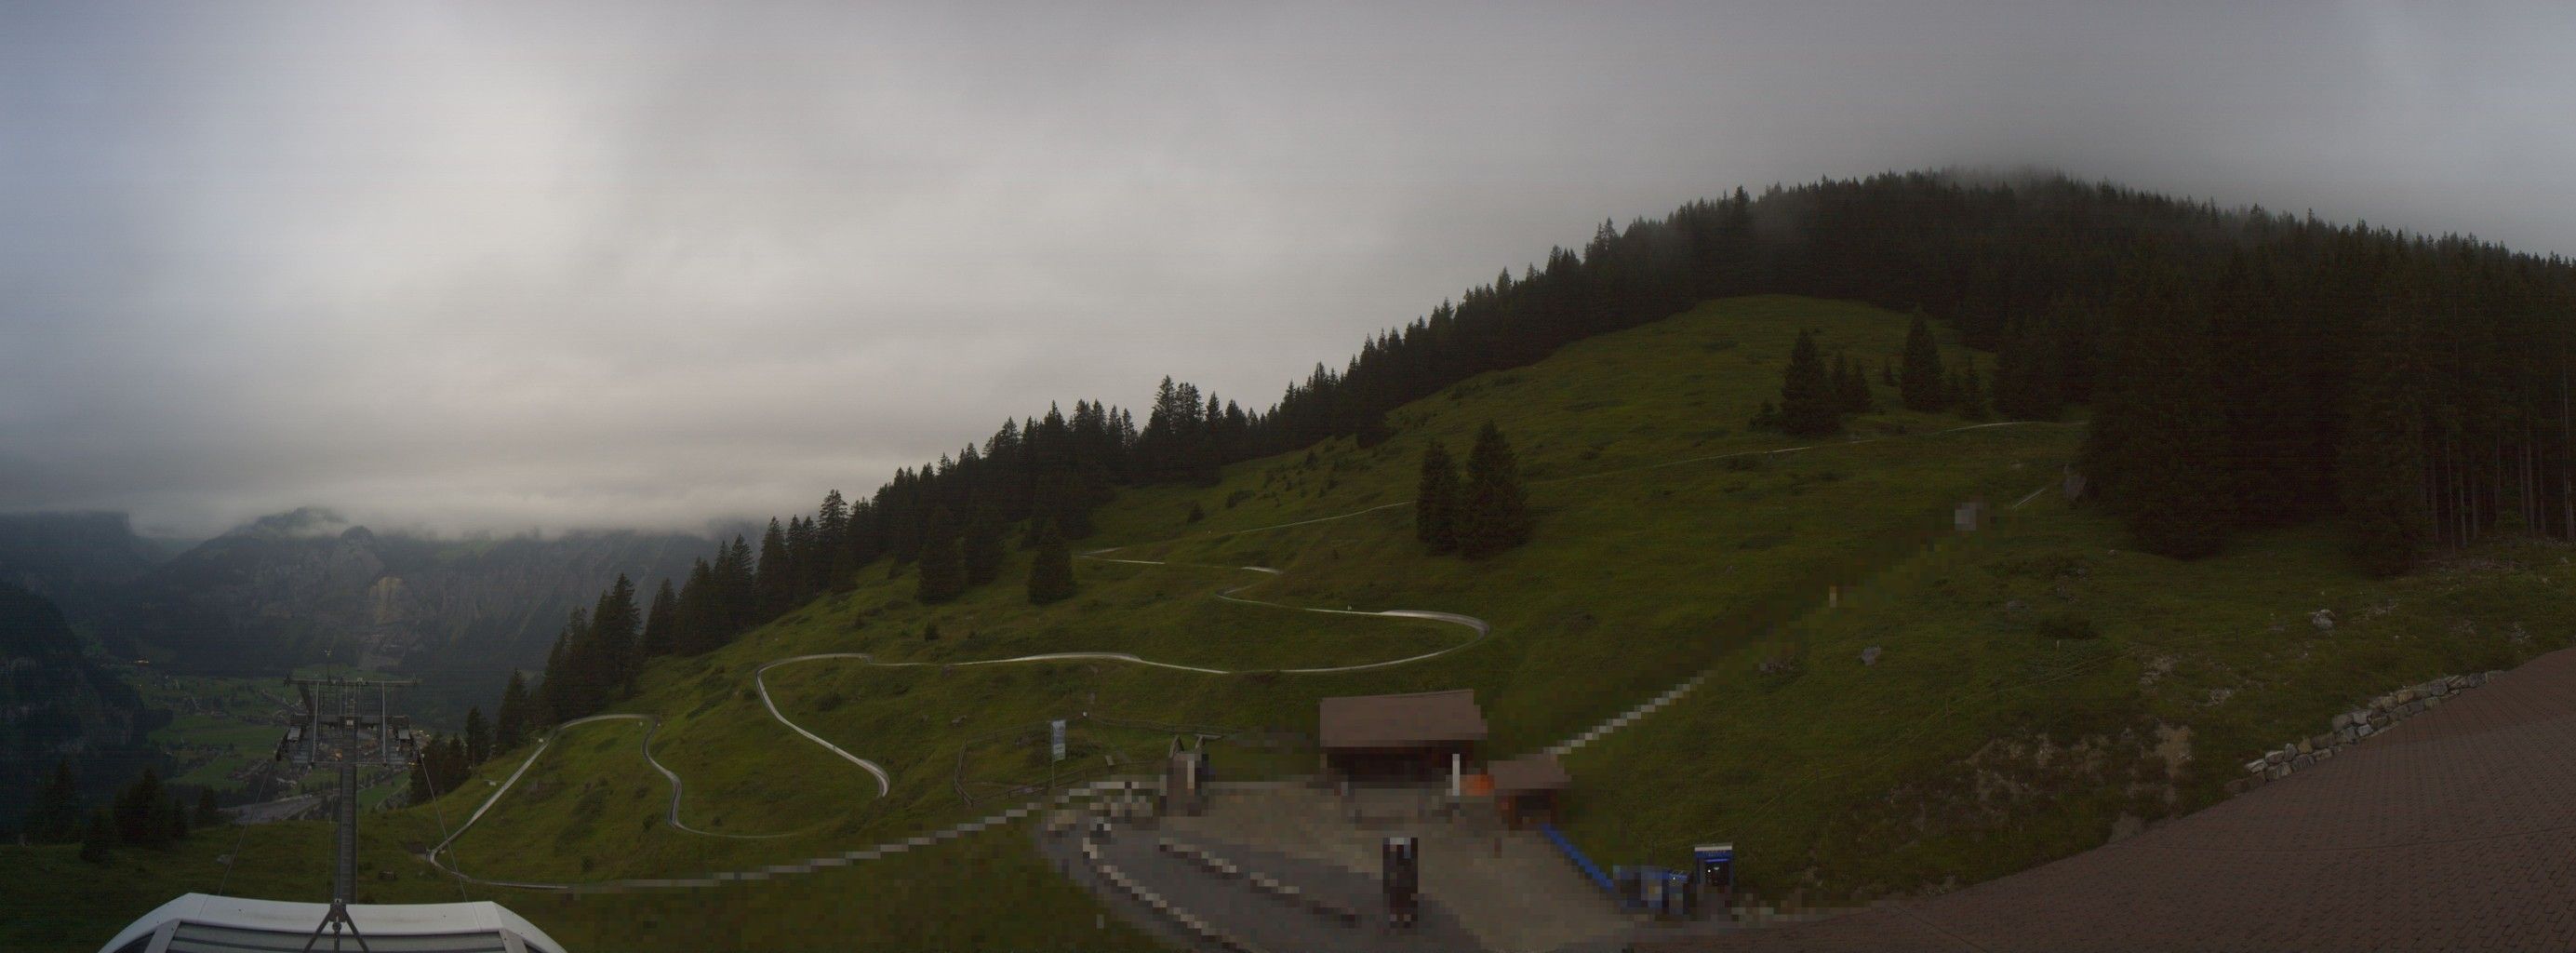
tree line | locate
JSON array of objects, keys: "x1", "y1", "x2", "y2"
[
  {"x1": 22, "y1": 758, "x2": 220, "y2": 863},
  {"x1": 502, "y1": 400, "x2": 1133, "y2": 734},
  {"x1": 498, "y1": 169, "x2": 2576, "y2": 747},
  {"x1": 1753, "y1": 315, "x2": 1997, "y2": 436}
]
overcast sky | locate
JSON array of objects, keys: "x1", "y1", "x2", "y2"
[{"x1": 5, "y1": 2, "x2": 2572, "y2": 539}]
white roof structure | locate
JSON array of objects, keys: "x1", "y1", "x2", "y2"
[{"x1": 98, "y1": 893, "x2": 567, "y2": 953}]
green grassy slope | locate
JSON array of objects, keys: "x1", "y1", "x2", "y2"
[
  {"x1": 17, "y1": 293, "x2": 2570, "y2": 948},
  {"x1": 1562, "y1": 498, "x2": 2576, "y2": 900}
]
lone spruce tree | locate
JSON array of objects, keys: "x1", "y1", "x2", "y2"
[
  {"x1": 1778, "y1": 329, "x2": 1841, "y2": 436},
  {"x1": 1457, "y1": 423, "x2": 1533, "y2": 557},
  {"x1": 1900, "y1": 313, "x2": 1947, "y2": 411},
  {"x1": 1026, "y1": 518, "x2": 1076, "y2": 604},
  {"x1": 1415, "y1": 440, "x2": 1461, "y2": 555}
]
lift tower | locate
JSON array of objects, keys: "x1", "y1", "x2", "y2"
[{"x1": 274, "y1": 674, "x2": 420, "y2": 952}]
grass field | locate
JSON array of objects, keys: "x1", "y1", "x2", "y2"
[
  {"x1": 16, "y1": 293, "x2": 2571, "y2": 948},
  {"x1": 1560, "y1": 498, "x2": 2576, "y2": 900}
]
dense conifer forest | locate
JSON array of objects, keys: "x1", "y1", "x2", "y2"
[{"x1": 521, "y1": 171, "x2": 2576, "y2": 724}]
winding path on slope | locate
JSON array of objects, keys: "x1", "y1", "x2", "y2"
[
  {"x1": 426, "y1": 714, "x2": 802, "y2": 890},
  {"x1": 425, "y1": 421, "x2": 2070, "y2": 891}
]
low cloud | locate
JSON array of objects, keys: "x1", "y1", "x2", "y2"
[{"x1": 4, "y1": 2, "x2": 2571, "y2": 537}]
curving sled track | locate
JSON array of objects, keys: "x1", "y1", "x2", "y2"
[
  {"x1": 427, "y1": 421, "x2": 2068, "y2": 889},
  {"x1": 427, "y1": 714, "x2": 794, "y2": 884}
]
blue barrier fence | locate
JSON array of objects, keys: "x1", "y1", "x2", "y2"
[{"x1": 1539, "y1": 824, "x2": 1617, "y2": 895}]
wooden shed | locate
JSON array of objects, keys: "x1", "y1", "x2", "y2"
[
  {"x1": 1487, "y1": 754, "x2": 1571, "y2": 828},
  {"x1": 1318, "y1": 689, "x2": 1487, "y2": 782}
]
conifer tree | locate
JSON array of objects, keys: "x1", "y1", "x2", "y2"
[
  {"x1": 786, "y1": 516, "x2": 819, "y2": 595},
  {"x1": 592, "y1": 574, "x2": 640, "y2": 694},
  {"x1": 2084, "y1": 278, "x2": 2231, "y2": 558},
  {"x1": 1955, "y1": 361, "x2": 1991, "y2": 420},
  {"x1": 674, "y1": 559, "x2": 718, "y2": 655},
  {"x1": 915, "y1": 506, "x2": 965, "y2": 604},
  {"x1": 1458, "y1": 423, "x2": 1533, "y2": 557},
  {"x1": 2339, "y1": 309, "x2": 2429, "y2": 576},
  {"x1": 463, "y1": 707, "x2": 490, "y2": 765},
  {"x1": 962, "y1": 505, "x2": 1006, "y2": 587},
  {"x1": 818, "y1": 490, "x2": 856, "y2": 589},
  {"x1": 714, "y1": 537, "x2": 757, "y2": 634},
  {"x1": 1834, "y1": 353, "x2": 1874, "y2": 413},
  {"x1": 1415, "y1": 440, "x2": 1462, "y2": 555},
  {"x1": 539, "y1": 608, "x2": 584, "y2": 720},
  {"x1": 494, "y1": 671, "x2": 530, "y2": 752},
  {"x1": 79, "y1": 809, "x2": 113, "y2": 863},
  {"x1": 640, "y1": 580, "x2": 678, "y2": 658},
  {"x1": 1026, "y1": 518, "x2": 1076, "y2": 604},
  {"x1": 1778, "y1": 329, "x2": 1842, "y2": 436},
  {"x1": 25, "y1": 758, "x2": 81, "y2": 843},
  {"x1": 194, "y1": 788, "x2": 220, "y2": 828},
  {"x1": 1901, "y1": 313, "x2": 1948, "y2": 411},
  {"x1": 112, "y1": 768, "x2": 168, "y2": 847},
  {"x1": 756, "y1": 519, "x2": 794, "y2": 618},
  {"x1": 1993, "y1": 320, "x2": 2062, "y2": 421}
]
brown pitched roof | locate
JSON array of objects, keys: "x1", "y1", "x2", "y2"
[
  {"x1": 1318, "y1": 689, "x2": 1488, "y2": 749},
  {"x1": 1487, "y1": 754, "x2": 1571, "y2": 793}
]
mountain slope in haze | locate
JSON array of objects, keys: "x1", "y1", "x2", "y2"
[
  {"x1": 0, "y1": 582, "x2": 161, "y2": 830},
  {"x1": 0, "y1": 512, "x2": 172, "y2": 651},
  {"x1": 112, "y1": 508, "x2": 713, "y2": 720}
]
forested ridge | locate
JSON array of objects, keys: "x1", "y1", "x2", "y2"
[{"x1": 521, "y1": 170, "x2": 2576, "y2": 727}]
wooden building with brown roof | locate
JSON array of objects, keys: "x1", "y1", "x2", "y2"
[
  {"x1": 1317, "y1": 689, "x2": 1487, "y2": 782},
  {"x1": 1486, "y1": 753, "x2": 1572, "y2": 827}
]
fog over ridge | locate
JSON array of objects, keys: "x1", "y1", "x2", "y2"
[{"x1": 4, "y1": 2, "x2": 2571, "y2": 537}]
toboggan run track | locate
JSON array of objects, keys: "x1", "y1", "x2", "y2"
[{"x1": 425, "y1": 422, "x2": 2070, "y2": 891}]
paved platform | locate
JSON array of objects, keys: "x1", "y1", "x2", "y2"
[
  {"x1": 1640, "y1": 647, "x2": 2576, "y2": 952},
  {"x1": 1164, "y1": 785, "x2": 1635, "y2": 952}
]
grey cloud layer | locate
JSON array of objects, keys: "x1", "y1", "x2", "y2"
[{"x1": 4, "y1": 2, "x2": 2570, "y2": 536}]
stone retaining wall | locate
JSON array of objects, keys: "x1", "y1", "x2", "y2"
[{"x1": 2227, "y1": 670, "x2": 2504, "y2": 795}]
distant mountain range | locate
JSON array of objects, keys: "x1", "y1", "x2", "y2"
[
  {"x1": 0, "y1": 512, "x2": 178, "y2": 648},
  {"x1": 0, "y1": 508, "x2": 723, "y2": 724}
]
